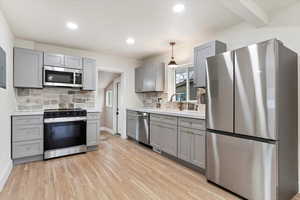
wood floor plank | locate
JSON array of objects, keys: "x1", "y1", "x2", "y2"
[{"x1": 0, "y1": 132, "x2": 299, "y2": 200}]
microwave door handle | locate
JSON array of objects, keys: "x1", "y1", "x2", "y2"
[{"x1": 73, "y1": 72, "x2": 76, "y2": 85}]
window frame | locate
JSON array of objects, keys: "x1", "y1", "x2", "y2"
[
  {"x1": 173, "y1": 64, "x2": 197, "y2": 103},
  {"x1": 106, "y1": 90, "x2": 113, "y2": 107}
]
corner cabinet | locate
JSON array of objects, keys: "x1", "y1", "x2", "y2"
[
  {"x1": 82, "y1": 58, "x2": 96, "y2": 91},
  {"x1": 87, "y1": 112, "x2": 100, "y2": 147},
  {"x1": 135, "y1": 62, "x2": 165, "y2": 93},
  {"x1": 194, "y1": 40, "x2": 226, "y2": 88},
  {"x1": 14, "y1": 48, "x2": 43, "y2": 88}
]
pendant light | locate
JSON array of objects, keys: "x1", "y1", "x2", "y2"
[{"x1": 168, "y1": 42, "x2": 177, "y2": 68}]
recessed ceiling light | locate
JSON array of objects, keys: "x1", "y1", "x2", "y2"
[
  {"x1": 66, "y1": 22, "x2": 78, "y2": 30},
  {"x1": 126, "y1": 37, "x2": 135, "y2": 45},
  {"x1": 173, "y1": 4, "x2": 185, "y2": 13}
]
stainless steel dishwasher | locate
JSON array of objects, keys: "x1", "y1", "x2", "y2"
[{"x1": 137, "y1": 112, "x2": 150, "y2": 145}]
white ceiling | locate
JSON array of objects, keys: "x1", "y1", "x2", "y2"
[{"x1": 0, "y1": 0, "x2": 298, "y2": 59}]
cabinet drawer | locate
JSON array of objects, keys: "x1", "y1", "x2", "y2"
[
  {"x1": 12, "y1": 140, "x2": 43, "y2": 159},
  {"x1": 87, "y1": 113, "x2": 100, "y2": 120},
  {"x1": 13, "y1": 125, "x2": 43, "y2": 142},
  {"x1": 179, "y1": 127, "x2": 205, "y2": 136},
  {"x1": 179, "y1": 118, "x2": 205, "y2": 130},
  {"x1": 150, "y1": 114, "x2": 177, "y2": 125},
  {"x1": 13, "y1": 115, "x2": 43, "y2": 126}
]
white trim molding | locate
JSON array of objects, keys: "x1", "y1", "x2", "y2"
[
  {"x1": 218, "y1": 0, "x2": 269, "y2": 27},
  {"x1": 100, "y1": 127, "x2": 114, "y2": 135},
  {"x1": 0, "y1": 159, "x2": 12, "y2": 192}
]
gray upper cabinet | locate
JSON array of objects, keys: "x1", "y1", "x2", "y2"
[
  {"x1": 65, "y1": 55, "x2": 82, "y2": 69},
  {"x1": 44, "y1": 52, "x2": 65, "y2": 67},
  {"x1": 135, "y1": 67, "x2": 143, "y2": 92},
  {"x1": 82, "y1": 58, "x2": 96, "y2": 91},
  {"x1": 135, "y1": 62, "x2": 165, "y2": 93},
  {"x1": 194, "y1": 40, "x2": 226, "y2": 88},
  {"x1": 14, "y1": 48, "x2": 43, "y2": 88}
]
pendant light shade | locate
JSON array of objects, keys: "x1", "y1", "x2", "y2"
[{"x1": 168, "y1": 42, "x2": 177, "y2": 68}]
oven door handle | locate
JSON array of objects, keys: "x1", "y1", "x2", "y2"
[{"x1": 44, "y1": 117, "x2": 87, "y2": 124}]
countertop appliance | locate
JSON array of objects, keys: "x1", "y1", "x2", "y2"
[
  {"x1": 206, "y1": 39, "x2": 298, "y2": 200},
  {"x1": 44, "y1": 109, "x2": 87, "y2": 159},
  {"x1": 44, "y1": 66, "x2": 83, "y2": 88},
  {"x1": 137, "y1": 112, "x2": 150, "y2": 145}
]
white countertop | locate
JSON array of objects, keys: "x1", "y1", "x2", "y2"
[
  {"x1": 12, "y1": 111, "x2": 44, "y2": 116},
  {"x1": 127, "y1": 107, "x2": 205, "y2": 120},
  {"x1": 12, "y1": 109, "x2": 101, "y2": 116}
]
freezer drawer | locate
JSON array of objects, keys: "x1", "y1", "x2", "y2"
[{"x1": 206, "y1": 132, "x2": 277, "y2": 200}]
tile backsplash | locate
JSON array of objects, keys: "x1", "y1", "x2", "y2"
[
  {"x1": 138, "y1": 88, "x2": 206, "y2": 113},
  {"x1": 16, "y1": 88, "x2": 96, "y2": 111}
]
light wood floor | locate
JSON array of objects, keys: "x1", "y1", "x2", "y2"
[{"x1": 1, "y1": 132, "x2": 299, "y2": 200}]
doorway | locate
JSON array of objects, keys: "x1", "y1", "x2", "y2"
[{"x1": 98, "y1": 71, "x2": 121, "y2": 136}]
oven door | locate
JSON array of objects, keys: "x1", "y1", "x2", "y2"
[
  {"x1": 44, "y1": 120, "x2": 86, "y2": 152},
  {"x1": 43, "y1": 66, "x2": 82, "y2": 88}
]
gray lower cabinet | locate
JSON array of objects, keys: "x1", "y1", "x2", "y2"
[
  {"x1": 65, "y1": 55, "x2": 82, "y2": 69},
  {"x1": 82, "y1": 58, "x2": 96, "y2": 91},
  {"x1": 190, "y1": 131, "x2": 205, "y2": 168},
  {"x1": 87, "y1": 112, "x2": 100, "y2": 146},
  {"x1": 178, "y1": 127, "x2": 192, "y2": 162},
  {"x1": 135, "y1": 62, "x2": 165, "y2": 92},
  {"x1": 11, "y1": 115, "x2": 44, "y2": 163},
  {"x1": 150, "y1": 121, "x2": 162, "y2": 149},
  {"x1": 14, "y1": 48, "x2": 43, "y2": 88},
  {"x1": 150, "y1": 115, "x2": 178, "y2": 157},
  {"x1": 44, "y1": 52, "x2": 65, "y2": 67},
  {"x1": 194, "y1": 40, "x2": 226, "y2": 88},
  {"x1": 126, "y1": 111, "x2": 138, "y2": 139},
  {"x1": 178, "y1": 117, "x2": 206, "y2": 169},
  {"x1": 160, "y1": 123, "x2": 177, "y2": 156}
]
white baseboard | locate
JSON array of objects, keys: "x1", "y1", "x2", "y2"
[
  {"x1": 0, "y1": 159, "x2": 12, "y2": 192},
  {"x1": 100, "y1": 127, "x2": 114, "y2": 135}
]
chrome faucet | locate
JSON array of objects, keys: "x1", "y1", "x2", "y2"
[{"x1": 169, "y1": 93, "x2": 184, "y2": 102}]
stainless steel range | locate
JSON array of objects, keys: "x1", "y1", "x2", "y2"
[{"x1": 44, "y1": 109, "x2": 87, "y2": 159}]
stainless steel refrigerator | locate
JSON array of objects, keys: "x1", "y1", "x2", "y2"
[{"x1": 206, "y1": 39, "x2": 298, "y2": 200}]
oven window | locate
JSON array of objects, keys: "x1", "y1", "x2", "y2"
[
  {"x1": 44, "y1": 121, "x2": 86, "y2": 150},
  {"x1": 45, "y1": 70, "x2": 74, "y2": 84}
]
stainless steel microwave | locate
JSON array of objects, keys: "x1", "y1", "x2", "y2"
[{"x1": 43, "y1": 66, "x2": 83, "y2": 88}]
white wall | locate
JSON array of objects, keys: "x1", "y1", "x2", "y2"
[
  {"x1": 0, "y1": 9, "x2": 15, "y2": 191},
  {"x1": 14, "y1": 39, "x2": 143, "y2": 139},
  {"x1": 144, "y1": 2, "x2": 300, "y2": 191}
]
